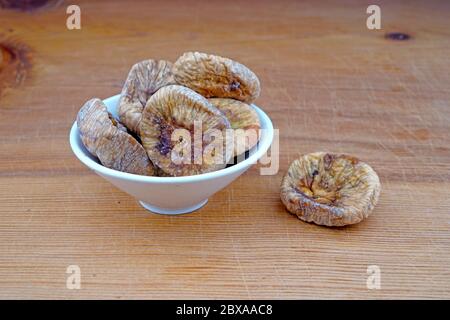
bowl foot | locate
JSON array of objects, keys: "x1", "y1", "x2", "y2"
[{"x1": 139, "y1": 199, "x2": 208, "y2": 215}]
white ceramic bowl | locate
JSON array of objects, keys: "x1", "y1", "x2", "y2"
[{"x1": 70, "y1": 94, "x2": 274, "y2": 214}]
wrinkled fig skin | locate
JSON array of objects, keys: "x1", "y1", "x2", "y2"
[
  {"x1": 208, "y1": 98, "x2": 261, "y2": 157},
  {"x1": 77, "y1": 98, "x2": 155, "y2": 176},
  {"x1": 118, "y1": 60, "x2": 174, "y2": 135},
  {"x1": 173, "y1": 52, "x2": 261, "y2": 103},
  {"x1": 155, "y1": 167, "x2": 173, "y2": 177},
  {"x1": 280, "y1": 152, "x2": 381, "y2": 227},
  {"x1": 140, "y1": 85, "x2": 233, "y2": 177}
]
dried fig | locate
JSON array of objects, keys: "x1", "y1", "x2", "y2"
[
  {"x1": 140, "y1": 85, "x2": 233, "y2": 176},
  {"x1": 77, "y1": 98, "x2": 155, "y2": 176},
  {"x1": 155, "y1": 167, "x2": 173, "y2": 177},
  {"x1": 172, "y1": 52, "x2": 260, "y2": 103},
  {"x1": 118, "y1": 59, "x2": 174, "y2": 135},
  {"x1": 280, "y1": 152, "x2": 381, "y2": 227},
  {"x1": 208, "y1": 98, "x2": 260, "y2": 157}
]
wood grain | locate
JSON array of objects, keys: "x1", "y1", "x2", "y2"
[{"x1": 0, "y1": 0, "x2": 449, "y2": 299}]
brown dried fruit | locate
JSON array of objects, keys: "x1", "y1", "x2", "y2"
[
  {"x1": 118, "y1": 59, "x2": 174, "y2": 135},
  {"x1": 172, "y1": 52, "x2": 260, "y2": 103},
  {"x1": 155, "y1": 167, "x2": 173, "y2": 177},
  {"x1": 77, "y1": 98, "x2": 155, "y2": 176},
  {"x1": 140, "y1": 85, "x2": 233, "y2": 176},
  {"x1": 208, "y1": 98, "x2": 260, "y2": 157},
  {"x1": 280, "y1": 152, "x2": 381, "y2": 227}
]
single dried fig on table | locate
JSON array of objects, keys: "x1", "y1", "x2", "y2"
[
  {"x1": 140, "y1": 85, "x2": 233, "y2": 176},
  {"x1": 77, "y1": 98, "x2": 155, "y2": 176},
  {"x1": 118, "y1": 59, "x2": 174, "y2": 135},
  {"x1": 280, "y1": 152, "x2": 381, "y2": 227},
  {"x1": 208, "y1": 98, "x2": 261, "y2": 157},
  {"x1": 172, "y1": 52, "x2": 261, "y2": 103}
]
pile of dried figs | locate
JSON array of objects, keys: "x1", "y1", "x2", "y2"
[
  {"x1": 76, "y1": 51, "x2": 381, "y2": 227},
  {"x1": 77, "y1": 52, "x2": 262, "y2": 177}
]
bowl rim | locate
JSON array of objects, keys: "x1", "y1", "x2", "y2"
[{"x1": 69, "y1": 94, "x2": 274, "y2": 184}]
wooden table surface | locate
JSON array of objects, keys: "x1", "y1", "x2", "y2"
[{"x1": 0, "y1": 0, "x2": 449, "y2": 299}]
